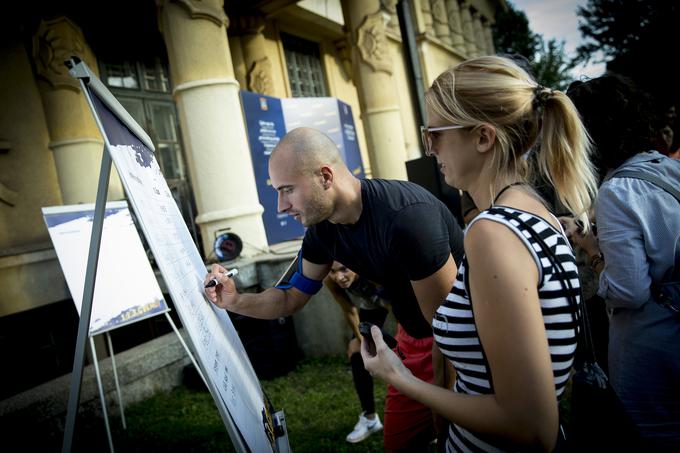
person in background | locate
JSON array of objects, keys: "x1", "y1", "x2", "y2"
[
  {"x1": 325, "y1": 261, "x2": 388, "y2": 443},
  {"x1": 361, "y1": 55, "x2": 597, "y2": 451},
  {"x1": 206, "y1": 127, "x2": 465, "y2": 452},
  {"x1": 459, "y1": 191, "x2": 479, "y2": 225},
  {"x1": 565, "y1": 74, "x2": 680, "y2": 450}
]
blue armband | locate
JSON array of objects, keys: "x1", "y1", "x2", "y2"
[
  {"x1": 288, "y1": 271, "x2": 323, "y2": 295},
  {"x1": 274, "y1": 249, "x2": 323, "y2": 295}
]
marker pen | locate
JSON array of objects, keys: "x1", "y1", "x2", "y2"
[{"x1": 205, "y1": 269, "x2": 238, "y2": 288}]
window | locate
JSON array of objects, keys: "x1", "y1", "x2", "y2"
[
  {"x1": 281, "y1": 33, "x2": 328, "y2": 97},
  {"x1": 100, "y1": 58, "x2": 200, "y2": 250}
]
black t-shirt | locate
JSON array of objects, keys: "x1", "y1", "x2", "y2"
[{"x1": 303, "y1": 179, "x2": 465, "y2": 338}]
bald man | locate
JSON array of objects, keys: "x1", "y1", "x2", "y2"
[{"x1": 206, "y1": 127, "x2": 464, "y2": 451}]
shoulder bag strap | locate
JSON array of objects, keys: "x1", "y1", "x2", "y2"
[
  {"x1": 610, "y1": 170, "x2": 680, "y2": 203},
  {"x1": 497, "y1": 209, "x2": 597, "y2": 365}
]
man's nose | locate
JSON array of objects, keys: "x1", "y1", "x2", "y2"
[{"x1": 277, "y1": 194, "x2": 290, "y2": 213}]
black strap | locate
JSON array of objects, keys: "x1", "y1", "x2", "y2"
[
  {"x1": 610, "y1": 170, "x2": 680, "y2": 203},
  {"x1": 497, "y1": 209, "x2": 597, "y2": 365},
  {"x1": 493, "y1": 182, "x2": 526, "y2": 205}
]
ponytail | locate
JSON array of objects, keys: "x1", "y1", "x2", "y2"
[{"x1": 538, "y1": 90, "x2": 598, "y2": 230}]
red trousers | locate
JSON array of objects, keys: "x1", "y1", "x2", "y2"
[{"x1": 383, "y1": 325, "x2": 436, "y2": 450}]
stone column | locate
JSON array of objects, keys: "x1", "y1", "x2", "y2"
[
  {"x1": 228, "y1": 35, "x2": 247, "y2": 89},
  {"x1": 483, "y1": 20, "x2": 495, "y2": 55},
  {"x1": 157, "y1": 0, "x2": 267, "y2": 257},
  {"x1": 420, "y1": 0, "x2": 434, "y2": 36},
  {"x1": 341, "y1": 0, "x2": 408, "y2": 180},
  {"x1": 232, "y1": 16, "x2": 275, "y2": 96},
  {"x1": 446, "y1": 0, "x2": 466, "y2": 55},
  {"x1": 472, "y1": 11, "x2": 486, "y2": 55},
  {"x1": 460, "y1": 1, "x2": 477, "y2": 56},
  {"x1": 431, "y1": 0, "x2": 452, "y2": 46},
  {"x1": 32, "y1": 17, "x2": 124, "y2": 204}
]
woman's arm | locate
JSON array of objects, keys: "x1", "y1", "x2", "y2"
[{"x1": 362, "y1": 219, "x2": 559, "y2": 450}]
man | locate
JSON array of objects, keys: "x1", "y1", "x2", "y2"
[
  {"x1": 206, "y1": 127, "x2": 464, "y2": 451},
  {"x1": 325, "y1": 261, "x2": 389, "y2": 443}
]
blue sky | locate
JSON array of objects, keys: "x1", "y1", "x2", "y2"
[{"x1": 510, "y1": 0, "x2": 606, "y2": 80}]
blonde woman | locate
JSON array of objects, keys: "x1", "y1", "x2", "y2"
[{"x1": 362, "y1": 56, "x2": 597, "y2": 451}]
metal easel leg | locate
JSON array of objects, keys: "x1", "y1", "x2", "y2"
[
  {"x1": 90, "y1": 336, "x2": 115, "y2": 453},
  {"x1": 106, "y1": 332, "x2": 126, "y2": 429},
  {"x1": 164, "y1": 312, "x2": 208, "y2": 388}
]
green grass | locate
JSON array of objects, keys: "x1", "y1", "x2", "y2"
[{"x1": 107, "y1": 356, "x2": 386, "y2": 452}]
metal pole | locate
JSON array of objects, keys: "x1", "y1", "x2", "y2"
[
  {"x1": 164, "y1": 312, "x2": 208, "y2": 388},
  {"x1": 61, "y1": 142, "x2": 111, "y2": 453},
  {"x1": 397, "y1": 0, "x2": 427, "y2": 145},
  {"x1": 106, "y1": 332, "x2": 127, "y2": 429},
  {"x1": 90, "y1": 337, "x2": 115, "y2": 453}
]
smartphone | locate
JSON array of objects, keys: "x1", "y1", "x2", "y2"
[
  {"x1": 275, "y1": 255, "x2": 299, "y2": 287},
  {"x1": 359, "y1": 321, "x2": 398, "y2": 356}
]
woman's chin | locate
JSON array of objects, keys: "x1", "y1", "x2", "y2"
[{"x1": 442, "y1": 173, "x2": 456, "y2": 188}]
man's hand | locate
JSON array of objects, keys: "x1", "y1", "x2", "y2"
[{"x1": 205, "y1": 263, "x2": 239, "y2": 310}]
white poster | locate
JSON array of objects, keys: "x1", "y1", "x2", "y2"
[
  {"x1": 42, "y1": 201, "x2": 168, "y2": 335},
  {"x1": 87, "y1": 85, "x2": 272, "y2": 452}
]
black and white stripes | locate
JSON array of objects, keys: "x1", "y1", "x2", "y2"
[{"x1": 433, "y1": 206, "x2": 579, "y2": 452}]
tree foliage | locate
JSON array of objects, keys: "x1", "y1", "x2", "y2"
[
  {"x1": 576, "y1": 0, "x2": 680, "y2": 104},
  {"x1": 492, "y1": 2, "x2": 540, "y2": 60},
  {"x1": 533, "y1": 39, "x2": 577, "y2": 91},
  {"x1": 492, "y1": 2, "x2": 575, "y2": 90}
]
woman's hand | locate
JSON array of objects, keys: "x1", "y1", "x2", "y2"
[
  {"x1": 204, "y1": 263, "x2": 239, "y2": 310},
  {"x1": 360, "y1": 325, "x2": 412, "y2": 384}
]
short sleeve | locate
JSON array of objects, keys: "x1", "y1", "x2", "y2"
[
  {"x1": 301, "y1": 226, "x2": 333, "y2": 265},
  {"x1": 388, "y1": 203, "x2": 459, "y2": 281}
]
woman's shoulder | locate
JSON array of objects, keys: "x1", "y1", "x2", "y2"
[{"x1": 464, "y1": 210, "x2": 525, "y2": 252}]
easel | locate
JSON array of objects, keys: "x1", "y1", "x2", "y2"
[
  {"x1": 42, "y1": 199, "x2": 208, "y2": 453},
  {"x1": 57, "y1": 58, "x2": 236, "y2": 453},
  {"x1": 88, "y1": 310, "x2": 207, "y2": 453},
  {"x1": 61, "y1": 57, "x2": 288, "y2": 453}
]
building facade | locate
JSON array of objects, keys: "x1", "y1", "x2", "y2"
[{"x1": 0, "y1": 0, "x2": 504, "y2": 399}]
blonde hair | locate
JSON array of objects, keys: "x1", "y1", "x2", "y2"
[{"x1": 426, "y1": 55, "x2": 597, "y2": 229}]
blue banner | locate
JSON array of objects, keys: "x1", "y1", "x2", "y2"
[{"x1": 241, "y1": 91, "x2": 365, "y2": 244}]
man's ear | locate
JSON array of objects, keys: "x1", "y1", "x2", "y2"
[
  {"x1": 320, "y1": 165, "x2": 334, "y2": 189},
  {"x1": 476, "y1": 124, "x2": 497, "y2": 154}
]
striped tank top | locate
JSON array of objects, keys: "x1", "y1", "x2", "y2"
[{"x1": 433, "y1": 206, "x2": 580, "y2": 452}]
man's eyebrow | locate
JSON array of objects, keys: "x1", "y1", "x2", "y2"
[{"x1": 275, "y1": 184, "x2": 293, "y2": 192}]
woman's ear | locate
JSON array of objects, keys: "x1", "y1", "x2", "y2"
[{"x1": 476, "y1": 124, "x2": 497, "y2": 154}]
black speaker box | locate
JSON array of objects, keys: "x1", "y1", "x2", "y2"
[{"x1": 406, "y1": 156, "x2": 464, "y2": 228}]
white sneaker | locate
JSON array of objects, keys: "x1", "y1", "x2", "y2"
[{"x1": 346, "y1": 411, "x2": 383, "y2": 443}]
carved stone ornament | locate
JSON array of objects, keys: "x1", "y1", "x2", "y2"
[
  {"x1": 356, "y1": 11, "x2": 392, "y2": 74},
  {"x1": 247, "y1": 57, "x2": 274, "y2": 95},
  {"x1": 231, "y1": 15, "x2": 265, "y2": 35},
  {"x1": 380, "y1": 0, "x2": 399, "y2": 33},
  {"x1": 159, "y1": 0, "x2": 229, "y2": 27},
  {"x1": 334, "y1": 36, "x2": 353, "y2": 82},
  {"x1": 32, "y1": 17, "x2": 93, "y2": 91}
]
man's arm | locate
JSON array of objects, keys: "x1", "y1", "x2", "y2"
[
  {"x1": 411, "y1": 253, "x2": 459, "y2": 448},
  {"x1": 205, "y1": 258, "x2": 331, "y2": 319},
  {"x1": 410, "y1": 254, "x2": 458, "y2": 324}
]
